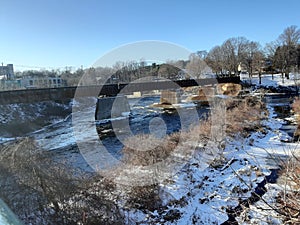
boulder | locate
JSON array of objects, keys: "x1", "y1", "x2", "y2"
[
  {"x1": 160, "y1": 90, "x2": 180, "y2": 104},
  {"x1": 190, "y1": 86, "x2": 215, "y2": 105},
  {"x1": 216, "y1": 83, "x2": 242, "y2": 96}
]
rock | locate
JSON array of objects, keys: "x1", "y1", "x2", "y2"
[
  {"x1": 217, "y1": 83, "x2": 242, "y2": 96},
  {"x1": 294, "y1": 125, "x2": 300, "y2": 140},
  {"x1": 188, "y1": 86, "x2": 215, "y2": 105},
  {"x1": 160, "y1": 90, "x2": 181, "y2": 104},
  {"x1": 163, "y1": 209, "x2": 181, "y2": 222}
]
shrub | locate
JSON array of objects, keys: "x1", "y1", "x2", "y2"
[
  {"x1": 122, "y1": 133, "x2": 180, "y2": 166},
  {"x1": 0, "y1": 138, "x2": 90, "y2": 224},
  {"x1": 292, "y1": 98, "x2": 300, "y2": 138},
  {"x1": 292, "y1": 98, "x2": 300, "y2": 117},
  {"x1": 224, "y1": 97, "x2": 267, "y2": 136},
  {"x1": 277, "y1": 153, "x2": 300, "y2": 224},
  {"x1": 121, "y1": 97, "x2": 266, "y2": 168}
]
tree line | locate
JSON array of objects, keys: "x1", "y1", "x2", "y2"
[
  {"x1": 14, "y1": 25, "x2": 300, "y2": 87},
  {"x1": 205, "y1": 25, "x2": 300, "y2": 79}
]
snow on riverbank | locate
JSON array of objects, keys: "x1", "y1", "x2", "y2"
[
  {"x1": 227, "y1": 105, "x2": 298, "y2": 169},
  {"x1": 115, "y1": 104, "x2": 294, "y2": 224},
  {"x1": 2, "y1": 77, "x2": 298, "y2": 224},
  {"x1": 119, "y1": 85, "x2": 299, "y2": 224},
  {"x1": 241, "y1": 72, "x2": 300, "y2": 90},
  {"x1": 232, "y1": 74, "x2": 300, "y2": 224}
]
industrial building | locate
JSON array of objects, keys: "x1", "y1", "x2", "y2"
[{"x1": 0, "y1": 64, "x2": 14, "y2": 80}]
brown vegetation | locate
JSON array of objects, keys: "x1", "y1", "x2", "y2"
[
  {"x1": 216, "y1": 83, "x2": 242, "y2": 96},
  {"x1": 0, "y1": 138, "x2": 80, "y2": 213},
  {"x1": 122, "y1": 96, "x2": 267, "y2": 168},
  {"x1": 292, "y1": 98, "x2": 300, "y2": 138},
  {"x1": 0, "y1": 138, "x2": 123, "y2": 225},
  {"x1": 277, "y1": 154, "x2": 300, "y2": 224},
  {"x1": 274, "y1": 98, "x2": 300, "y2": 224},
  {"x1": 224, "y1": 97, "x2": 267, "y2": 135},
  {"x1": 0, "y1": 96, "x2": 268, "y2": 225},
  {"x1": 122, "y1": 133, "x2": 181, "y2": 166}
]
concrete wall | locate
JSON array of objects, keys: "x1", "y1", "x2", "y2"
[
  {"x1": 0, "y1": 87, "x2": 77, "y2": 104},
  {"x1": 0, "y1": 86, "x2": 103, "y2": 104},
  {"x1": 95, "y1": 95, "x2": 130, "y2": 120}
]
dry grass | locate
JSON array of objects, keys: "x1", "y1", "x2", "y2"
[
  {"x1": 0, "y1": 138, "x2": 124, "y2": 225},
  {"x1": 121, "y1": 96, "x2": 267, "y2": 168},
  {"x1": 85, "y1": 95, "x2": 268, "y2": 224},
  {"x1": 0, "y1": 138, "x2": 82, "y2": 214},
  {"x1": 122, "y1": 133, "x2": 180, "y2": 166},
  {"x1": 272, "y1": 98, "x2": 300, "y2": 224},
  {"x1": 277, "y1": 154, "x2": 300, "y2": 224},
  {"x1": 224, "y1": 97, "x2": 267, "y2": 136},
  {"x1": 292, "y1": 98, "x2": 300, "y2": 138},
  {"x1": 292, "y1": 98, "x2": 300, "y2": 116}
]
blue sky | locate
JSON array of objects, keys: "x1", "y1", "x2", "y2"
[{"x1": 0, "y1": 0, "x2": 299, "y2": 71}]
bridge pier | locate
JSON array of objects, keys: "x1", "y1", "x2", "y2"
[
  {"x1": 95, "y1": 95, "x2": 130, "y2": 120},
  {"x1": 190, "y1": 86, "x2": 215, "y2": 105},
  {"x1": 160, "y1": 90, "x2": 181, "y2": 104}
]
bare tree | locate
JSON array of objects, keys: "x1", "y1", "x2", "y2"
[
  {"x1": 275, "y1": 25, "x2": 300, "y2": 79},
  {"x1": 166, "y1": 59, "x2": 186, "y2": 70},
  {"x1": 207, "y1": 37, "x2": 251, "y2": 76},
  {"x1": 80, "y1": 67, "x2": 98, "y2": 85},
  {"x1": 206, "y1": 45, "x2": 226, "y2": 76},
  {"x1": 244, "y1": 41, "x2": 264, "y2": 79},
  {"x1": 186, "y1": 53, "x2": 210, "y2": 78},
  {"x1": 264, "y1": 41, "x2": 281, "y2": 79},
  {"x1": 279, "y1": 25, "x2": 300, "y2": 46},
  {"x1": 219, "y1": 37, "x2": 250, "y2": 76}
]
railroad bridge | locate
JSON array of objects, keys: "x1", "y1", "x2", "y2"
[{"x1": 0, "y1": 77, "x2": 240, "y2": 120}]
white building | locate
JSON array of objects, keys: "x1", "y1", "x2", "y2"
[
  {"x1": 21, "y1": 76, "x2": 64, "y2": 88},
  {"x1": 0, "y1": 64, "x2": 14, "y2": 80}
]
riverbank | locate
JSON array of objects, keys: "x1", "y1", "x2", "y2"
[
  {"x1": 57, "y1": 93, "x2": 276, "y2": 224},
  {"x1": 235, "y1": 73, "x2": 300, "y2": 224},
  {"x1": 116, "y1": 91, "x2": 300, "y2": 224},
  {"x1": 1, "y1": 78, "x2": 299, "y2": 224}
]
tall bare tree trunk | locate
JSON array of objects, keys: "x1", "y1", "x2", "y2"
[{"x1": 282, "y1": 72, "x2": 285, "y2": 83}]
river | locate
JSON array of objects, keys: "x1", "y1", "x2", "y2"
[{"x1": 0, "y1": 96, "x2": 209, "y2": 172}]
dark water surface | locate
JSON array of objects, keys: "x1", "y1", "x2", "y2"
[{"x1": 1, "y1": 96, "x2": 209, "y2": 171}]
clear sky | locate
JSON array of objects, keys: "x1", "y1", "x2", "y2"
[{"x1": 0, "y1": 0, "x2": 299, "y2": 71}]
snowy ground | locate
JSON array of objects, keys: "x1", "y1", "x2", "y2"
[
  {"x1": 118, "y1": 107, "x2": 295, "y2": 224},
  {"x1": 2, "y1": 74, "x2": 299, "y2": 224},
  {"x1": 118, "y1": 74, "x2": 300, "y2": 224},
  {"x1": 52, "y1": 74, "x2": 299, "y2": 225},
  {"x1": 234, "y1": 73, "x2": 300, "y2": 224},
  {"x1": 240, "y1": 72, "x2": 300, "y2": 89},
  {"x1": 229, "y1": 106, "x2": 298, "y2": 224}
]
